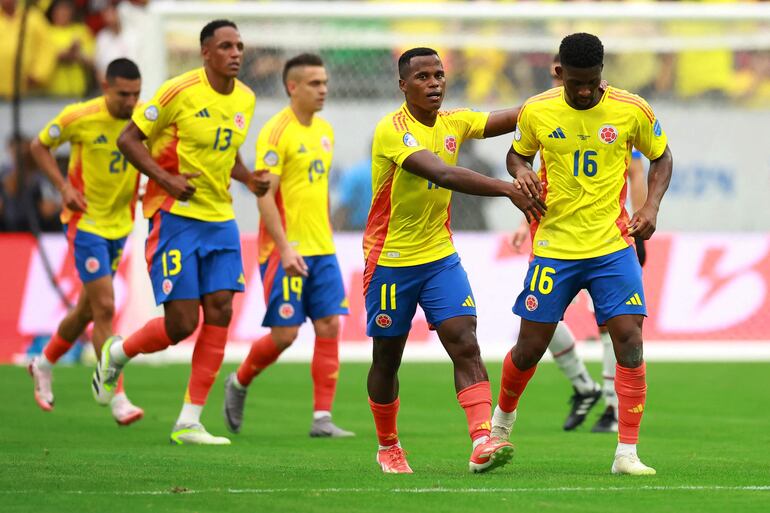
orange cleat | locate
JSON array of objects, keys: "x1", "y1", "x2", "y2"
[
  {"x1": 376, "y1": 445, "x2": 413, "y2": 474},
  {"x1": 469, "y1": 437, "x2": 514, "y2": 473}
]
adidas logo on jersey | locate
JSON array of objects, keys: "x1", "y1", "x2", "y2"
[
  {"x1": 548, "y1": 127, "x2": 566, "y2": 139},
  {"x1": 92, "y1": 134, "x2": 108, "y2": 144},
  {"x1": 462, "y1": 296, "x2": 476, "y2": 307},
  {"x1": 625, "y1": 293, "x2": 644, "y2": 306},
  {"x1": 195, "y1": 108, "x2": 211, "y2": 118}
]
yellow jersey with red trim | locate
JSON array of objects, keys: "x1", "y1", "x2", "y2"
[
  {"x1": 133, "y1": 67, "x2": 256, "y2": 221},
  {"x1": 364, "y1": 103, "x2": 489, "y2": 269},
  {"x1": 512, "y1": 86, "x2": 668, "y2": 260},
  {"x1": 256, "y1": 107, "x2": 335, "y2": 264},
  {"x1": 38, "y1": 96, "x2": 138, "y2": 239}
]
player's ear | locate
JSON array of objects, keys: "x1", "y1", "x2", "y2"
[
  {"x1": 554, "y1": 65, "x2": 563, "y2": 80},
  {"x1": 398, "y1": 78, "x2": 406, "y2": 94}
]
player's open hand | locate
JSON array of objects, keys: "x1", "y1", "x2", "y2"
[
  {"x1": 508, "y1": 183, "x2": 546, "y2": 223},
  {"x1": 281, "y1": 247, "x2": 309, "y2": 277},
  {"x1": 510, "y1": 219, "x2": 530, "y2": 253},
  {"x1": 513, "y1": 169, "x2": 542, "y2": 200},
  {"x1": 628, "y1": 204, "x2": 658, "y2": 239},
  {"x1": 61, "y1": 182, "x2": 87, "y2": 212},
  {"x1": 248, "y1": 170, "x2": 271, "y2": 197},
  {"x1": 163, "y1": 172, "x2": 201, "y2": 201}
]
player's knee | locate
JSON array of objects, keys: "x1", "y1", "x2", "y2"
[
  {"x1": 204, "y1": 299, "x2": 233, "y2": 326},
  {"x1": 371, "y1": 345, "x2": 402, "y2": 375},
  {"x1": 314, "y1": 316, "x2": 340, "y2": 339},
  {"x1": 90, "y1": 296, "x2": 115, "y2": 322},
  {"x1": 74, "y1": 303, "x2": 93, "y2": 325},
  {"x1": 511, "y1": 340, "x2": 545, "y2": 370},
  {"x1": 164, "y1": 315, "x2": 198, "y2": 343},
  {"x1": 612, "y1": 329, "x2": 644, "y2": 367},
  {"x1": 446, "y1": 331, "x2": 482, "y2": 364},
  {"x1": 272, "y1": 327, "x2": 299, "y2": 350}
]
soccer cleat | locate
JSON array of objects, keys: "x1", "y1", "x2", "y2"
[
  {"x1": 611, "y1": 453, "x2": 656, "y2": 475},
  {"x1": 491, "y1": 405, "x2": 517, "y2": 441},
  {"x1": 469, "y1": 437, "x2": 515, "y2": 473},
  {"x1": 592, "y1": 406, "x2": 619, "y2": 433},
  {"x1": 92, "y1": 336, "x2": 125, "y2": 406},
  {"x1": 111, "y1": 393, "x2": 144, "y2": 426},
  {"x1": 28, "y1": 357, "x2": 54, "y2": 412},
  {"x1": 309, "y1": 415, "x2": 355, "y2": 438},
  {"x1": 376, "y1": 445, "x2": 413, "y2": 474},
  {"x1": 223, "y1": 373, "x2": 248, "y2": 434},
  {"x1": 563, "y1": 386, "x2": 602, "y2": 431},
  {"x1": 170, "y1": 423, "x2": 231, "y2": 445}
]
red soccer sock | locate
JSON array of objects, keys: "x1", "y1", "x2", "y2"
[
  {"x1": 236, "y1": 334, "x2": 282, "y2": 387},
  {"x1": 123, "y1": 317, "x2": 174, "y2": 358},
  {"x1": 42, "y1": 333, "x2": 75, "y2": 364},
  {"x1": 116, "y1": 374, "x2": 125, "y2": 394},
  {"x1": 615, "y1": 362, "x2": 647, "y2": 444},
  {"x1": 498, "y1": 350, "x2": 537, "y2": 413},
  {"x1": 369, "y1": 397, "x2": 400, "y2": 447},
  {"x1": 185, "y1": 324, "x2": 228, "y2": 406},
  {"x1": 312, "y1": 337, "x2": 339, "y2": 412},
  {"x1": 457, "y1": 381, "x2": 492, "y2": 441}
]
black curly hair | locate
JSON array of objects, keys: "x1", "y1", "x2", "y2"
[{"x1": 559, "y1": 33, "x2": 604, "y2": 69}]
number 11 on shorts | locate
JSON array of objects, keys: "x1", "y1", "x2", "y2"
[
  {"x1": 380, "y1": 283, "x2": 396, "y2": 310},
  {"x1": 529, "y1": 265, "x2": 555, "y2": 294}
]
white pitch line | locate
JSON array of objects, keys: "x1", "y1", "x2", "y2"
[{"x1": 0, "y1": 485, "x2": 769, "y2": 496}]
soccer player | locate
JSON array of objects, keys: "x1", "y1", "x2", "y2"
[
  {"x1": 91, "y1": 20, "x2": 259, "y2": 445},
  {"x1": 509, "y1": 54, "x2": 650, "y2": 433},
  {"x1": 27, "y1": 58, "x2": 143, "y2": 425},
  {"x1": 223, "y1": 53, "x2": 353, "y2": 438},
  {"x1": 365, "y1": 47, "x2": 546, "y2": 474},
  {"x1": 491, "y1": 33, "x2": 673, "y2": 475}
]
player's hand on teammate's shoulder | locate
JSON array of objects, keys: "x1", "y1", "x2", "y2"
[
  {"x1": 247, "y1": 170, "x2": 271, "y2": 197},
  {"x1": 61, "y1": 182, "x2": 88, "y2": 212},
  {"x1": 628, "y1": 204, "x2": 659, "y2": 240},
  {"x1": 161, "y1": 172, "x2": 200, "y2": 201},
  {"x1": 281, "y1": 247, "x2": 309, "y2": 277}
]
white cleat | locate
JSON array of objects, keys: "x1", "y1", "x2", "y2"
[
  {"x1": 92, "y1": 336, "x2": 124, "y2": 406},
  {"x1": 491, "y1": 406, "x2": 517, "y2": 441},
  {"x1": 28, "y1": 357, "x2": 54, "y2": 411},
  {"x1": 170, "y1": 423, "x2": 231, "y2": 445},
  {"x1": 612, "y1": 453, "x2": 657, "y2": 476},
  {"x1": 111, "y1": 393, "x2": 144, "y2": 426}
]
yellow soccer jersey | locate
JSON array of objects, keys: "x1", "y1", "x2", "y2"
[
  {"x1": 38, "y1": 96, "x2": 138, "y2": 239},
  {"x1": 133, "y1": 68, "x2": 256, "y2": 221},
  {"x1": 364, "y1": 103, "x2": 489, "y2": 268},
  {"x1": 256, "y1": 107, "x2": 336, "y2": 264},
  {"x1": 512, "y1": 86, "x2": 668, "y2": 260}
]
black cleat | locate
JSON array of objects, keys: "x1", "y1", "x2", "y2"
[
  {"x1": 563, "y1": 386, "x2": 602, "y2": 431},
  {"x1": 591, "y1": 406, "x2": 618, "y2": 433}
]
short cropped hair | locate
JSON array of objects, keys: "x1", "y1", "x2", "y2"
[
  {"x1": 200, "y1": 19, "x2": 238, "y2": 46},
  {"x1": 559, "y1": 33, "x2": 604, "y2": 69},
  {"x1": 398, "y1": 47, "x2": 439, "y2": 79},
  {"x1": 105, "y1": 58, "x2": 140, "y2": 82},
  {"x1": 282, "y1": 53, "x2": 325, "y2": 89}
]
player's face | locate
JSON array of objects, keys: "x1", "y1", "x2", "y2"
[
  {"x1": 202, "y1": 26, "x2": 244, "y2": 79},
  {"x1": 288, "y1": 66, "x2": 328, "y2": 113},
  {"x1": 558, "y1": 64, "x2": 603, "y2": 110},
  {"x1": 103, "y1": 77, "x2": 141, "y2": 119},
  {"x1": 399, "y1": 55, "x2": 445, "y2": 112}
]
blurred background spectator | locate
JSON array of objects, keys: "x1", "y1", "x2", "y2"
[{"x1": 45, "y1": 0, "x2": 95, "y2": 98}]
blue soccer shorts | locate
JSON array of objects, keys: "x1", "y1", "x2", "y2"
[
  {"x1": 513, "y1": 246, "x2": 646, "y2": 325},
  {"x1": 260, "y1": 253, "x2": 348, "y2": 327},
  {"x1": 65, "y1": 225, "x2": 127, "y2": 283},
  {"x1": 365, "y1": 253, "x2": 477, "y2": 338},
  {"x1": 145, "y1": 211, "x2": 244, "y2": 305}
]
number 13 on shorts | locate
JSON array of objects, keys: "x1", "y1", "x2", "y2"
[{"x1": 530, "y1": 264, "x2": 555, "y2": 294}]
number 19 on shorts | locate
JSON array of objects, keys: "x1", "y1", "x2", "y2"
[{"x1": 529, "y1": 265, "x2": 555, "y2": 294}]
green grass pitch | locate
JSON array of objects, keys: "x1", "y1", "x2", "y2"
[{"x1": 1, "y1": 361, "x2": 769, "y2": 512}]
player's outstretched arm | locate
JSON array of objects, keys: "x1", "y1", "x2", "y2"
[
  {"x1": 257, "y1": 172, "x2": 308, "y2": 277},
  {"x1": 483, "y1": 106, "x2": 521, "y2": 138},
  {"x1": 230, "y1": 152, "x2": 269, "y2": 197},
  {"x1": 628, "y1": 145, "x2": 673, "y2": 240},
  {"x1": 30, "y1": 137, "x2": 87, "y2": 212},
  {"x1": 117, "y1": 122, "x2": 199, "y2": 201},
  {"x1": 506, "y1": 146, "x2": 542, "y2": 200},
  {"x1": 402, "y1": 149, "x2": 546, "y2": 222}
]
